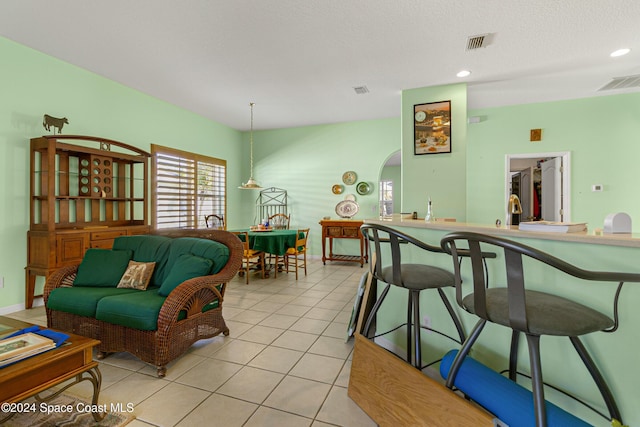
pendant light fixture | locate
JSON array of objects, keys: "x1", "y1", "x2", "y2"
[{"x1": 239, "y1": 102, "x2": 263, "y2": 190}]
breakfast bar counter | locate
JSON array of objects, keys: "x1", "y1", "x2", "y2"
[
  {"x1": 364, "y1": 217, "x2": 640, "y2": 248},
  {"x1": 358, "y1": 217, "x2": 640, "y2": 427}
]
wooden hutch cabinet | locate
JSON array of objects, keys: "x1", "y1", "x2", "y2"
[{"x1": 26, "y1": 135, "x2": 150, "y2": 308}]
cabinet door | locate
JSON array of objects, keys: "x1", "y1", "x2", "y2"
[{"x1": 56, "y1": 233, "x2": 88, "y2": 266}]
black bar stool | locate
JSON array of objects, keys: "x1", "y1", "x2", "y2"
[
  {"x1": 360, "y1": 224, "x2": 467, "y2": 369},
  {"x1": 441, "y1": 231, "x2": 640, "y2": 427}
]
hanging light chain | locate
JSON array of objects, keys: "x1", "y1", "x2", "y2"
[{"x1": 249, "y1": 102, "x2": 255, "y2": 179}]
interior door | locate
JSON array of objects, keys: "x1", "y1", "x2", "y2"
[
  {"x1": 519, "y1": 167, "x2": 533, "y2": 221},
  {"x1": 541, "y1": 157, "x2": 563, "y2": 221}
]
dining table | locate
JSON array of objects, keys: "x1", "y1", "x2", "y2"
[
  {"x1": 233, "y1": 228, "x2": 303, "y2": 277},
  {"x1": 236, "y1": 228, "x2": 301, "y2": 256}
]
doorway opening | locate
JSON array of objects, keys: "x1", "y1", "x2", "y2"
[
  {"x1": 506, "y1": 152, "x2": 571, "y2": 224},
  {"x1": 379, "y1": 151, "x2": 401, "y2": 217}
]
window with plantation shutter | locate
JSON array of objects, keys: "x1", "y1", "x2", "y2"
[{"x1": 152, "y1": 144, "x2": 226, "y2": 229}]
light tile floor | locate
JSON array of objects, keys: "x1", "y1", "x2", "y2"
[{"x1": 6, "y1": 258, "x2": 377, "y2": 427}]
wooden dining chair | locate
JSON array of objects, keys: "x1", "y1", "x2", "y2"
[
  {"x1": 204, "y1": 214, "x2": 225, "y2": 230},
  {"x1": 277, "y1": 228, "x2": 309, "y2": 280},
  {"x1": 268, "y1": 213, "x2": 290, "y2": 230},
  {"x1": 231, "y1": 231, "x2": 265, "y2": 284}
]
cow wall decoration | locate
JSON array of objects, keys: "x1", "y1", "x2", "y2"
[{"x1": 43, "y1": 114, "x2": 69, "y2": 134}]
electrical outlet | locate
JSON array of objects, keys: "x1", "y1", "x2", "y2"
[{"x1": 421, "y1": 315, "x2": 431, "y2": 332}]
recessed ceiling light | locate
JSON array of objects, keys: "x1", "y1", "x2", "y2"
[
  {"x1": 610, "y1": 48, "x2": 631, "y2": 57},
  {"x1": 457, "y1": 70, "x2": 471, "y2": 78}
]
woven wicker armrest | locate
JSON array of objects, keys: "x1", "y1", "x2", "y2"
[
  {"x1": 157, "y1": 275, "x2": 225, "y2": 329},
  {"x1": 43, "y1": 264, "x2": 79, "y2": 304},
  {"x1": 151, "y1": 229, "x2": 244, "y2": 330}
]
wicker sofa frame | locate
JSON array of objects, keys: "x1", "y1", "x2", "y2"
[{"x1": 44, "y1": 229, "x2": 243, "y2": 377}]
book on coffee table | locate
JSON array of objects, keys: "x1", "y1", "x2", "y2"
[{"x1": 0, "y1": 333, "x2": 56, "y2": 367}]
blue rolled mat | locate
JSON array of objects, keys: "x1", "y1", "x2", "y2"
[{"x1": 440, "y1": 350, "x2": 591, "y2": 427}]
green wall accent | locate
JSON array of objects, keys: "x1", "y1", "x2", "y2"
[
  {"x1": 248, "y1": 118, "x2": 401, "y2": 256},
  {"x1": 467, "y1": 92, "x2": 640, "y2": 229},
  {"x1": 0, "y1": 37, "x2": 243, "y2": 311},
  {"x1": 401, "y1": 83, "x2": 467, "y2": 220}
]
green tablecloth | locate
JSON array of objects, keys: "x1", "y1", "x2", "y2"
[{"x1": 236, "y1": 229, "x2": 299, "y2": 256}]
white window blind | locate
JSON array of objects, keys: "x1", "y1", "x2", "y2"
[{"x1": 152, "y1": 145, "x2": 226, "y2": 229}]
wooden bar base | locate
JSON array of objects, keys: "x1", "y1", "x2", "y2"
[{"x1": 348, "y1": 334, "x2": 494, "y2": 426}]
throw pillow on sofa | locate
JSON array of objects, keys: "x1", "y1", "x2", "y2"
[
  {"x1": 73, "y1": 248, "x2": 133, "y2": 287},
  {"x1": 157, "y1": 253, "x2": 213, "y2": 296},
  {"x1": 117, "y1": 261, "x2": 156, "y2": 290}
]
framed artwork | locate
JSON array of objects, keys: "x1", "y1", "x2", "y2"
[{"x1": 414, "y1": 100, "x2": 451, "y2": 155}]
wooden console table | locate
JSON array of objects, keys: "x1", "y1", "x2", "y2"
[{"x1": 319, "y1": 219, "x2": 368, "y2": 267}]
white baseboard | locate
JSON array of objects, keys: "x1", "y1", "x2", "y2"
[{"x1": 0, "y1": 298, "x2": 43, "y2": 315}]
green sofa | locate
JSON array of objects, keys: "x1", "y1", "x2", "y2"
[{"x1": 44, "y1": 229, "x2": 243, "y2": 377}]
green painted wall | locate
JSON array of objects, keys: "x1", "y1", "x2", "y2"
[
  {"x1": 0, "y1": 37, "x2": 244, "y2": 311},
  {"x1": 401, "y1": 83, "x2": 467, "y2": 220},
  {"x1": 248, "y1": 118, "x2": 401, "y2": 256},
  {"x1": 466, "y1": 92, "x2": 640, "y2": 229}
]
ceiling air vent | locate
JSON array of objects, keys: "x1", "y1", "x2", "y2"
[
  {"x1": 466, "y1": 33, "x2": 492, "y2": 50},
  {"x1": 353, "y1": 85, "x2": 369, "y2": 95},
  {"x1": 598, "y1": 74, "x2": 640, "y2": 91}
]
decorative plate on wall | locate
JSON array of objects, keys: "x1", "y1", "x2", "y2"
[
  {"x1": 356, "y1": 181, "x2": 370, "y2": 195},
  {"x1": 344, "y1": 194, "x2": 356, "y2": 201},
  {"x1": 332, "y1": 184, "x2": 344, "y2": 194},
  {"x1": 342, "y1": 171, "x2": 357, "y2": 185},
  {"x1": 335, "y1": 200, "x2": 359, "y2": 218}
]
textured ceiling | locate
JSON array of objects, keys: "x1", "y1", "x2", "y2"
[{"x1": 1, "y1": 0, "x2": 639, "y2": 130}]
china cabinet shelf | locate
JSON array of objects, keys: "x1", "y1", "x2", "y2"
[{"x1": 26, "y1": 135, "x2": 150, "y2": 308}]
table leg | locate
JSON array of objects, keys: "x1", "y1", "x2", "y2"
[
  {"x1": 322, "y1": 236, "x2": 327, "y2": 265},
  {"x1": 25, "y1": 270, "x2": 36, "y2": 309},
  {"x1": 33, "y1": 366, "x2": 105, "y2": 421}
]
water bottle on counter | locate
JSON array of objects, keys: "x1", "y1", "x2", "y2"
[{"x1": 425, "y1": 197, "x2": 435, "y2": 222}]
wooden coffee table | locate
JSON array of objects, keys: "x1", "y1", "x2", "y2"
[{"x1": 0, "y1": 316, "x2": 103, "y2": 422}]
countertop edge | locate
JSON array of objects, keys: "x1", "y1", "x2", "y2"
[{"x1": 363, "y1": 218, "x2": 640, "y2": 248}]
